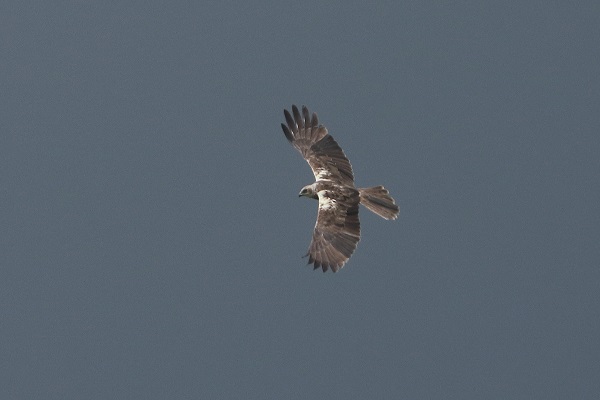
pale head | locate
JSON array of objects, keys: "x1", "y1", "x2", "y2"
[{"x1": 298, "y1": 183, "x2": 318, "y2": 199}]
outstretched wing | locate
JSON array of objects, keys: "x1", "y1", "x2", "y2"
[
  {"x1": 281, "y1": 105, "x2": 354, "y2": 185},
  {"x1": 307, "y1": 185, "x2": 361, "y2": 272}
]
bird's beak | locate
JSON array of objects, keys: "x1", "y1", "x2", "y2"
[{"x1": 298, "y1": 194, "x2": 302, "y2": 197}]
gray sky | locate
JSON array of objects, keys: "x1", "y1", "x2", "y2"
[{"x1": 2, "y1": 1, "x2": 599, "y2": 399}]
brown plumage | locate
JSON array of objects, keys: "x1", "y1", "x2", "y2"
[{"x1": 281, "y1": 105, "x2": 399, "y2": 272}]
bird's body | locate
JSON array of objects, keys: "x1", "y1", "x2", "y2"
[{"x1": 281, "y1": 105, "x2": 399, "y2": 272}]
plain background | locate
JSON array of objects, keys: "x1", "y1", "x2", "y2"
[{"x1": 2, "y1": 1, "x2": 599, "y2": 399}]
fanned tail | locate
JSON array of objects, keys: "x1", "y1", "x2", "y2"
[{"x1": 358, "y1": 186, "x2": 399, "y2": 220}]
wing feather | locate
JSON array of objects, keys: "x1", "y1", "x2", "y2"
[
  {"x1": 284, "y1": 109, "x2": 297, "y2": 134},
  {"x1": 282, "y1": 105, "x2": 354, "y2": 185},
  {"x1": 292, "y1": 105, "x2": 303, "y2": 130},
  {"x1": 302, "y1": 106, "x2": 311, "y2": 131}
]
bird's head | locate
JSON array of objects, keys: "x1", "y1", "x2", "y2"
[{"x1": 299, "y1": 184, "x2": 318, "y2": 199}]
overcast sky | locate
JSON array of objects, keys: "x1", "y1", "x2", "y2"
[{"x1": 2, "y1": 1, "x2": 599, "y2": 399}]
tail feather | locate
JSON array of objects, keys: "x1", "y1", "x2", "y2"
[{"x1": 358, "y1": 186, "x2": 399, "y2": 220}]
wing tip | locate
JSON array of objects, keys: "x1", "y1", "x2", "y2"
[
  {"x1": 281, "y1": 123, "x2": 294, "y2": 142},
  {"x1": 283, "y1": 108, "x2": 297, "y2": 134},
  {"x1": 304, "y1": 257, "x2": 346, "y2": 273}
]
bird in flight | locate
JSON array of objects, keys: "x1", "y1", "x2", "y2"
[{"x1": 281, "y1": 105, "x2": 399, "y2": 272}]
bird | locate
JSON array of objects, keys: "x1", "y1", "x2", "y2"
[{"x1": 281, "y1": 105, "x2": 399, "y2": 272}]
